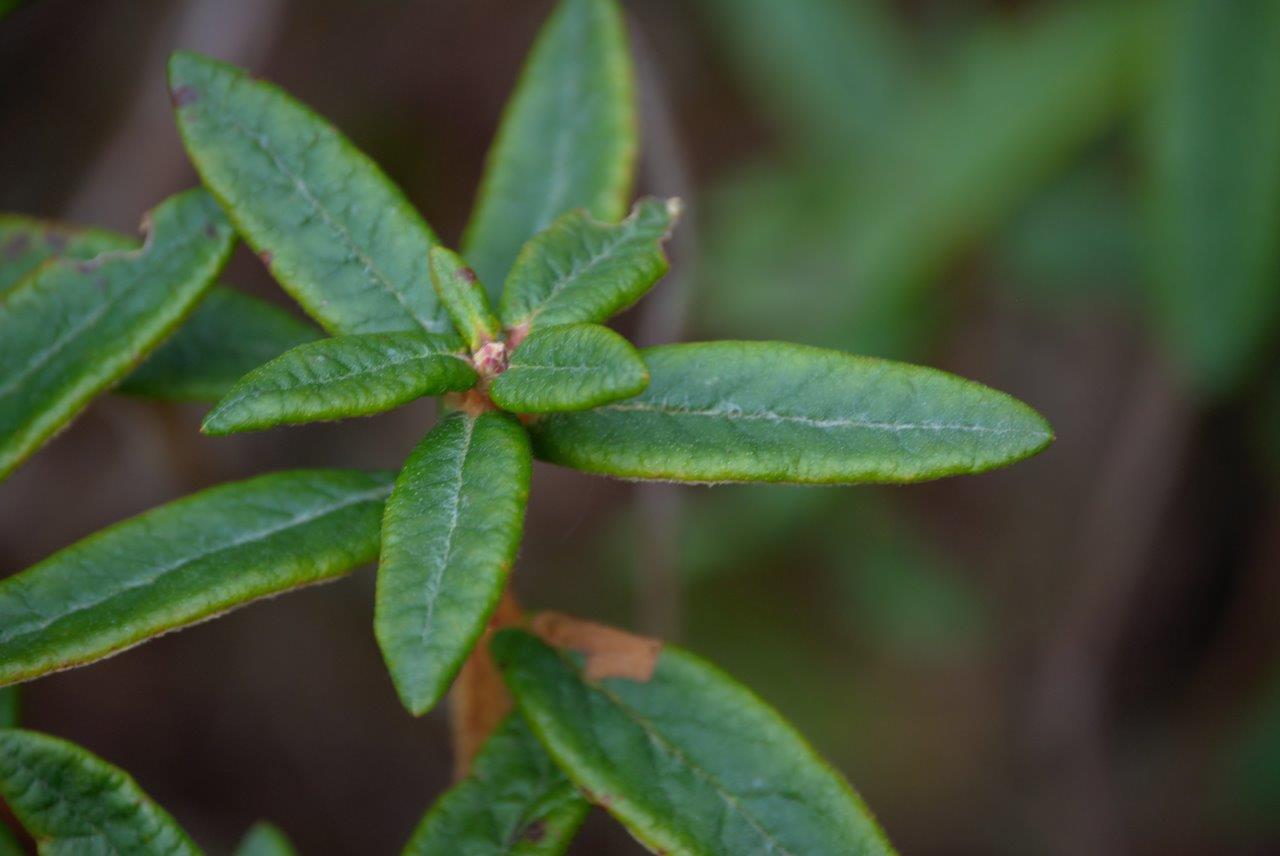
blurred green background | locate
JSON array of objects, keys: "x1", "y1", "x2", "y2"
[{"x1": 3, "y1": 0, "x2": 1280, "y2": 853}]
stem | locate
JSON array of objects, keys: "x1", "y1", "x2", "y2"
[{"x1": 448, "y1": 587, "x2": 522, "y2": 779}]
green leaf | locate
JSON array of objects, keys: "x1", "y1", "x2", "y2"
[
  {"x1": 235, "y1": 822, "x2": 296, "y2": 856},
  {"x1": 529, "y1": 341, "x2": 1053, "y2": 484},
  {"x1": 498, "y1": 198, "x2": 680, "y2": 332},
  {"x1": 0, "y1": 216, "x2": 132, "y2": 297},
  {"x1": 119, "y1": 287, "x2": 321, "y2": 402},
  {"x1": 0, "y1": 189, "x2": 234, "y2": 482},
  {"x1": 1143, "y1": 0, "x2": 1280, "y2": 394},
  {"x1": 377, "y1": 412, "x2": 531, "y2": 715},
  {"x1": 490, "y1": 324, "x2": 647, "y2": 414},
  {"x1": 0, "y1": 689, "x2": 15, "y2": 729},
  {"x1": 693, "y1": 0, "x2": 914, "y2": 154},
  {"x1": 0, "y1": 729, "x2": 201, "y2": 855},
  {"x1": 429, "y1": 247, "x2": 500, "y2": 351},
  {"x1": 402, "y1": 714, "x2": 589, "y2": 856},
  {"x1": 0, "y1": 469, "x2": 392, "y2": 687},
  {"x1": 169, "y1": 51, "x2": 448, "y2": 336},
  {"x1": 462, "y1": 0, "x2": 636, "y2": 295},
  {"x1": 494, "y1": 629, "x2": 897, "y2": 856},
  {"x1": 202, "y1": 332, "x2": 475, "y2": 435},
  {"x1": 704, "y1": 0, "x2": 1144, "y2": 357}
]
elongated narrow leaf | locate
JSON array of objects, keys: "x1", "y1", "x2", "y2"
[
  {"x1": 0, "y1": 469, "x2": 392, "y2": 686},
  {"x1": 429, "y1": 247, "x2": 500, "y2": 351},
  {"x1": 235, "y1": 822, "x2": 296, "y2": 856},
  {"x1": 494, "y1": 629, "x2": 896, "y2": 856},
  {"x1": 203, "y1": 332, "x2": 475, "y2": 435},
  {"x1": 0, "y1": 729, "x2": 200, "y2": 856},
  {"x1": 0, "y1": 689, "x2": 15, "y2": 729},
  {"x1": 706, "y1": 0, "x2": 1143, "y2": 357},
  {"x1": 403, "y1": 714, "x2": 589, "y2": 856},
  {"x1": 0, "y1": 216, "x2": 132, "y2": 297},
  {"x1": 694, "y1": 0, "x2": 914, "y2": 154},
  {"x1": 462, "y1": 0, "x2": 636, "y2": 295},
  {"x1": 377, "y1": 412, "x2": 531, "y2": 716},
  {"x1": 120, "y1": 287, "x2": 321, "y2": 402},
  {"x1": 0, "y1": 189, "x2": 234, "y2": 482},
  {"x1": 490, "y1": 324, "x2": 647, "y2": 413},
  {"x1": 498, "y1": 198, "x2": 680, "y2": 332},
  {"x1": 1144, "y1": 0, "x2": 1280, "y2": 394},
  {"x1": 529, "y1": 341, "x2": 1052, "y2": 484},
  {"x1": 169, "y1": 51, "x2": 448, "y2": 336}
]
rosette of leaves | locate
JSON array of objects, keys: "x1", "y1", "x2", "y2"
[{"x1": 0, "y1": 0, "x2": 1054, "y2": 853}]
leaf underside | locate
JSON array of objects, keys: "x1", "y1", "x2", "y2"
[
  {"x1": 169, "y1": 50, "x2": 448, "y2": 336},
  {"x1": 402, "y1": 714, "x2": 589, "y2": 856},
  {"x1": 462, "y1": 0, "x2": 636, "y2": 296},
  {"x1": 0, "y1": 189, "x2": 234, "y2": 482},
  {"x1": 498, "y1": 197, "x2": 678, "y2": 331},
  {"x1": 0, "y1": 729, "x2": 200, "y2": 856},
  {"x1": 202, "y1": 331, "x2": 476, "y2": 434},
  {"x1": 0, "y1": 469, "x2": 393, "y2": 687},
  {"x1": 528, "y1": 341, "x2": 1053, "y2": 484},
  {"x1": 377, "y1": 411, "x2": 532, "y2": 716},
  {"x1": 494, "y1": 630, "x2": 897, "y2": 856},
  {"x1": 490, "y1": 323, "x2": 648, "y2": 413},
  {"x1": 1145, "y1": 0, "x2": 1280, "y2": 394}
]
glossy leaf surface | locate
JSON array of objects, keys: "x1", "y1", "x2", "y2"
[
  {"x1": 1144, "y1": 0, "x2": 1280, "y2": 394},
  {"x1": 0, "y1": 469, "x2": 393, "y2": 686},
  {"x1": 529, "y1": 341, "x2": 1052, "y2": 484},
  {"x1": 120, "y1": 287, "x2": 321, "y2": 401},
  {"x1": 462, "y1": 0, "x2": 636, "y2": 294},
  {"x1": 429, "y1": 247, "x2": 500, "y2": 350},
  {"x1": 235, "y1": 822, "x2": 296, "y2": 856},
  {"x1": 403, "y1": 714, "x2": 588, "y2": 855},
  {"x1": 0, "y1": 729, "x2": 200, "y2": 855},
  {"x1": 498, "y1": 198, "x2": 679, "y2": 331},
  {"x1": 490, "y1": 323, "x2": 647, "y2": 413},
  {"x1": 377, "y1": 412, "x2": 531, "y2": 715},
  {"x1": 494, "y1": 630, "x2": 896, "y2": 856},
  {"x1": 169, "y1": 51, "x2": 448, "y2": 335},
  {"x1": 0, "y1": 189, "x2": 233, "y2": 481},
  {"x1": 202, "y1": 332, "x2": 475, "y2": 435},
  {"x1": 0, "y1": 216, "x2": 131, "y2": 297}
]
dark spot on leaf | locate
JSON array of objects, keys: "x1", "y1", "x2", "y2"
[
  {"x1": 3, "y1": 234, "x2": 30, "y2": 259},
  {"x1": 521, "y1": 821, "x2": 547, "y2": 843},
  {"x1": 204, "y1": 223, "x2": 218, "y2": 239},
  {"x1": 460, "y1": 267, "x2": 478, "y2": 283},
  {"x1": 170, "y1": 85, "x2": 199, "y2": 108},
  {"x1": 259, "y1": 250, "x2": 274, "y2": 267},
  {"x1": 44, "y1": 232, "x2": 67, "y2": 253}
]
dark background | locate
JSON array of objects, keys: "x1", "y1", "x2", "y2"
[{"x1": 2, "y1": 0, "x2": 1279, "y2": 853}]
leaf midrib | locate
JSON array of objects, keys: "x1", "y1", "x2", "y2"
[
  {"x1": 0, "y1": 484, "x2": 389, "y2": 647},
  {"x1": 520, "y1": 227, "x2": 644, "y2": 327},
  {"x1": 418, "y1": 416, "x2": 476, "y2": 651},
  {"x1": 596, "y1": 401, "x2": 1047, "y2": 438}
]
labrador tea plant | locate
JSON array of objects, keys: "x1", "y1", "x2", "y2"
[{"x1": 0, "y1": 1, "x2": 1053, "y2": 853}]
